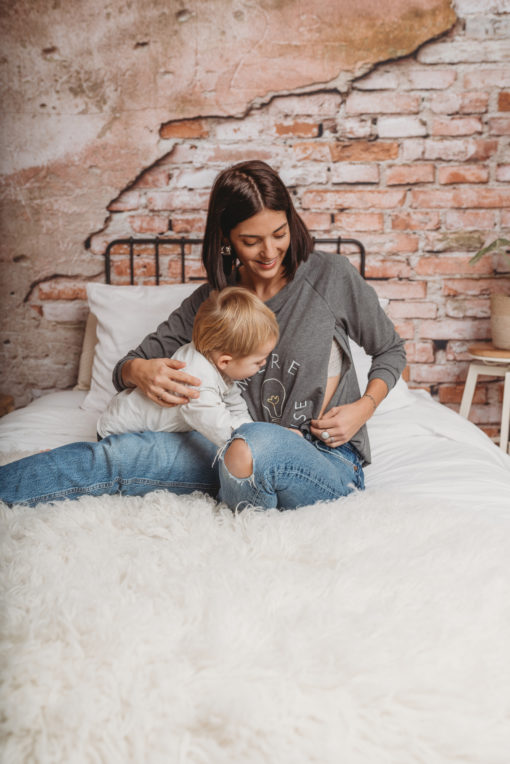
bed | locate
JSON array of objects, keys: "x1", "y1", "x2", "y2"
[{"x1": 1, "y1": 239, "x2": 509, "y2": 763}]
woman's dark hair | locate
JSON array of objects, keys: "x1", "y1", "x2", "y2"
[{"x1": 202, "y1": 160, "x2": 313, "y2": 289}]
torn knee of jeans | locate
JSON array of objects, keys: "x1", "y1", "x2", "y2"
[{"x1": 223, "y1": 437, "x2": 254, "y2": 479}]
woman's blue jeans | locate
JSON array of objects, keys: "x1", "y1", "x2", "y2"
[{"x1": 0, "y1": 423, "x2": 364, "y2": 510}]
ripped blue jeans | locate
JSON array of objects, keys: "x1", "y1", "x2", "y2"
[
  {"x1": 218, "y1": 422, "x2": 364, "y2": 511},
  {"x1": 0, "y1": 424, "x2": 363, "y2": 510}
]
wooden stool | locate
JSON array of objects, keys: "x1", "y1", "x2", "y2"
[{"x1": 459, "y1": 343, "x2": 510, "y2": 454}]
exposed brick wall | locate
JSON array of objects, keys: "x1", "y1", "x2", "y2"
[{"x1": 29, "y1": 3, "x2": 510, "y2": 438}]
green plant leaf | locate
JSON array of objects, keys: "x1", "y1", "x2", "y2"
[{"x1": 469, "y1": 238, "x2": 510, "y2": 266}]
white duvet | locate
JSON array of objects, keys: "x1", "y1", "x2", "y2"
[
  {"x1": 1, "y1": 388, "x2": 509, "y2": 509},
  {"x1": 1, "y1": 390, "x2": 510, "y2": 762}
]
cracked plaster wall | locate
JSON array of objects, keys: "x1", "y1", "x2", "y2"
[{"x1": 2, "y1": 0, "x2": 509, "y2": 438}]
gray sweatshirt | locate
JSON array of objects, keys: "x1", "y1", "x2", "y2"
[{"x1": 113, "y1": 250, "x2": 407, "y2": 464}]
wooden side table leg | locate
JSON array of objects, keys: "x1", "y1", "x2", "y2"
[
  {"x1": 500, "y1": 371, "x2": 510, "y2": 454},
  {"x1": 459, "y1": 363, "x2": 478, "y2": 419}
]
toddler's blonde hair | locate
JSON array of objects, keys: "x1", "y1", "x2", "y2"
[{"x1": 192, "y1": 286, "x2": 279, "y2": 359}]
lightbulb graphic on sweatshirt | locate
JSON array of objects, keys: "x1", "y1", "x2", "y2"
[{"x1": 262, "y1": 379, "x2": 286, "y2": 422}]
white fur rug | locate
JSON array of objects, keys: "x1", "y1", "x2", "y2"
[{"x1": 1, "y1": 487, "x2": 510, "y2": 763}]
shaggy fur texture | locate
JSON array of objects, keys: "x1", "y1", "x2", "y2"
[{"x1": 1, "y1": 487, "x2": 510, "y2": 763}]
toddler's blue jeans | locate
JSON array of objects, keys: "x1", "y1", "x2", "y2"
[{"x1": 0, "y1": 423, "x2": 364, "y2": 510}]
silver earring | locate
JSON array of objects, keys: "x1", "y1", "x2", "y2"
[{"x1": 221, "y1": 244, "x2": 232, "y2": 257}]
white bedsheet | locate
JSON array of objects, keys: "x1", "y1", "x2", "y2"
[
  {"x1": 0, "y1": 390, "x2": 98, "y2": 452},
  {"x1": 1, "y1": 389, "x2": 509, "y2": 509}
]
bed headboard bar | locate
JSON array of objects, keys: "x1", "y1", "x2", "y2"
[{"x1": 103, "y1": 236, "x2": 366, "y2": 285}]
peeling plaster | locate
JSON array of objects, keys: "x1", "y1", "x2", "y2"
[{"x1": 0, "y1": 0, "x2": 457, "y2": 404}]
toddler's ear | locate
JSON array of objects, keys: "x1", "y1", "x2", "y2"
[{"x1": 214, "y1": 353, "x2": 233, "y2": 371}]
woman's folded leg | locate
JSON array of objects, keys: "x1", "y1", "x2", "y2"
[
  {"x1": 0, "y1": 431, "x2": 219, "y2": 507},
  {"x1": 217, "y1": 422, "x2": 364, "y2": 511}
]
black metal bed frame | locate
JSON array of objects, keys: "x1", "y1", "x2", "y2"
[{"x1": 103, "y1": 236, "x2": 367, "y2": 285}]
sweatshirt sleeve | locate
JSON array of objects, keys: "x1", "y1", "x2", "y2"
[
  {"x1": 112, "y1": 283, "x2": 211, "y2": 392},
  {"x1": 333, "y1": 258, "x2": 407, "y2": 392},
  {"x1": 178, "y1": 386, "x2": 240, "y2": 448}
]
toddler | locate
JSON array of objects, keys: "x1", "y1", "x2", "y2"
[{"x1": 97, "y1": 287, "x2": 279, "y2": 448}]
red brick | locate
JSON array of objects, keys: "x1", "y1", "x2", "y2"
[
  {"x1": 404, "y1": 69, "x2": 457, "y2": 90},
  {"x1": 333, "y1": 141, "x2": 400, "y2": 162},
  {"x1": 419, "y1": 318, "x2": 490, "y2": 340},
  {"x1": 489, "y1": 118, "x2": 510, "y2": 135},
  {"x1": 391, "y1": 211, "x2": 440, "y2": 231},
  {"x1": 400, "y1": 139, "x2": 425, "y2": 161},
  {"x1": 409, "y1": 364, "x2": 463, "y2": 384},
  {"x1": 362, "y1": 233, "x2": 419, "y2": 254},
  {"x1": 331, "y1": 164, "x2": 379, "y2": 184},
  {"x1": 293, "y1": 142, "x2": 331, "y2": 161},
  {"x1": 423, "y1": 138, "x2": 498, "y2": 162},
  {"x1": 38, "y1": 281, "x2": 88, "y2": 301},
  {"x1": 466, "y1": 404, "x2": 504, "y2": 425},
  {"x1": 446, "y1": 297, "x2": 490, "y2": 319},
  {"x1": 365, "y1": 258, "x2": 412, "y2": 279},
  {"x1": 171, "y1": 214, "x2": 206, "y2": 234},
  {"x1": 338, "y1": 117, "x2": 373, "y2": 139},
  {"x1": 160, "y1": 119, "x2": 209, "y2": 139},
  {"x1": 478, "y1": 425, "x2": 500, "y2": 439},
  {"x1": 108, "y1": 190, "x2": 143, "y2": 212},
  {"x1": 443, "y1": 278, "x2": 510, "y2": 297},
  {"x1": 42, "y1": 302, "x2": 88, "y2": 323},
  {"x1": 460, "y1": 92, "x2": 489, "y2": 114},
  {"x1": 377, "y1": 117, "x2": 426, "y2": 138},
  {"x1": 444, "y1": 210, "x2": 497, "y2": 230},
  {"x1": 410, "y1": 188, "x2": 510, "y2": 209},
  {"x1": 388, "y1": 301, "x2": 438, "y2": 319},
  {"x1": 422, "y1": 231, "x2": 486, "y2": 254},
  {"x1": 206, "y1": 146, "x2": 274, "y2": 163},
  {"x1": 445, "y1": 341, "x2": 475, "y2": 362},
  {"x1": 302, "y1": 189, "x2": 406, "y2": 210},
  {"x1": 470, "y1": 139, "x2": 499, "y2": 161},
  {"x1": 502, "y1": 210, "x2": 510, "y2": 227},
  {"x1": 415, "y1": 256, "x2": 493, "y2": 276},
  {"x1": 129, "y1": 215, "x2": 169, "y2": 234},
  {"x1": 499, "y1": 92, "x2": 510, "y2": 112},
  {"x1": 345, "y1": 92, "x2": 420, "y2": 114},
  {"x1": 334, "y1": 212, "x2": 384, "y2": 232},
  {"x1": 404, "y1": 341, "x2": 435, "y2": 363},
  {"x1": 392, "y1": 321, "x2": 414, "y2": 339},
  {"x1": 430, "y1": 117, "x2": 483, "y2": 136},
  {"x1": 293, "y1": 141, "x2": 399, "y2": 162},
  {"x1": 113, "y1": 259, "x2": 157, "y2": 279},
  {"x1": 438, "y1": 165, "x2": 489, "y2": 184},
  {"x1": 135, "y1": 166, "x2": 172, "y2": 188},
  {"x1": 464, "y1": 69, "x2": 510, "y2": 89},
  {"x1": 496, "y1": 165, "x2": 510, "y2": 182},
  {"x1": 372, "y1": 280, "x2": 427, "y2": 300},
  {"x1": 274, "y1": 121, "x2": 320, "y2": 138},
  {"x1": 386, "y1": 164, "x2": 434, "y2": 185},
  {"x1": 147, "y1": 189, "x2": 210, "y2": 211},
  {"x1": 439, "y1": 384, "x2": 486, "y2": 404},
  {"x1": 428, "y1": 92, "x2": 461, "y2": 114},
  {"x1": 300, "y1": 212, "x2": 332, "y2": 231}
]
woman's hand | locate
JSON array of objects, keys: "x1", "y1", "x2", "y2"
[
  {"x1": 310, "y1": 398, "x2": 374, "y2": 448},
  {"x1": 121, "y1": 357, "x2": 201, "y2": 407}
]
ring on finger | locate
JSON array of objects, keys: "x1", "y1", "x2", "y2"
[{"x1": 321, "y1": 430, "x2": 330, "y2": 441}]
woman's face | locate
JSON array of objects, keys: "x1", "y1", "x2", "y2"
[{"x1": 228, "y1": 208, "x2": 290, "y2": 285}]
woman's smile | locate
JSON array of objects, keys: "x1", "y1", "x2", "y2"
[{"x1": 229, "y1": 207, "x2": 290, "y2": 295}]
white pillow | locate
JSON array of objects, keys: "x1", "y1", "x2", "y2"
[
  {"x1": 81, "y1": 283, "x2": 199, "y2": 413},
  {"x1": 349, "y1": 338, "x2": 414, "y2": 415}
]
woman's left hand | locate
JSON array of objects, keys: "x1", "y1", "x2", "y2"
[{"x1": 310, "y1": 398, "x2": 373, "y2": 448}]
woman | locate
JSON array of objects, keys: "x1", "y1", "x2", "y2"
[{"x1": 1, "y1": 161, "x2": 406, "y2": 509}]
